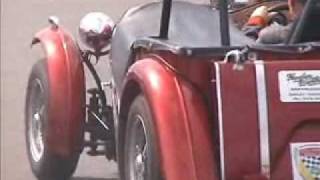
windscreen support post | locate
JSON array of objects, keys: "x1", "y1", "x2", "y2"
[
  {"x1": 159, "y1": 0, "x2": 172, "y2": 39},
  {"x1": 219, "y1": 0, "x2": 231, "y2": 46}
]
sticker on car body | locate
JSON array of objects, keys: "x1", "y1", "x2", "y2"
[
  {"x1": 278, "y1": 70, "x2": 320, "y2": 102},
  {"x1": 290, "y1": 142, "x2": 320, "y2": 180}
]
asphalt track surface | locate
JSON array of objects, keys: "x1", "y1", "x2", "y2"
[{"x1": 0, "y1": 0, "x2": 208, "y2": 179}]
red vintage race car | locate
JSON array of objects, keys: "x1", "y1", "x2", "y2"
[{"x1": 25, "y1": 0, "x2": 320, "y2": 179}]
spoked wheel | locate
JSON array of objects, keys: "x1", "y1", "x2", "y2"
[
  {"x1": 123, "y1": 95, "x2": 162, "y2": 180},
  {"x1": 28, "y1": 77, "x2": 45, "y2": 163},
  {"x1": 128, "y1": 115, "x2": 148, "y2": 180},
  {"x1": 25, "y1": 60, "x2": 79, "y2": 180}
]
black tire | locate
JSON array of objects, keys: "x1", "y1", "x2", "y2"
[
  {"x1": 25, "y1": 60, "x2": 79, "y2": 180},
  {"x1": 123, "y1": 95, "x2": 162, "y2": 180}
]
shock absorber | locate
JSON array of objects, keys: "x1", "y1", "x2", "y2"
[
  {"x1": 85, "y1": 88, "x2": 115, "y2": 158},
  {"x1": 86, "y1": 88, "x2": 103, "y2": 155},
  {"x1": 82, "y1": 51, "x2": 116, "y2": 159}
]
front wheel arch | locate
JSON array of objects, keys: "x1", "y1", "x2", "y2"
[
  {"x1": 25, "y1": 60, "x2": 80, "y2": 180},
  {"x1": 30, "y1": 26, "x2": 86, "y2": 157},
  {"x1": 117, "y1": 58, "x2": 219, "y2": 180}
]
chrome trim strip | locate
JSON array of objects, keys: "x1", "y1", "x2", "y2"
[
  {"x1": 214, "y1": 62, "x2": 226, "y2": 180},
  {"x1": 254, "y1": 61, "x2": 271, "y2": 178}
]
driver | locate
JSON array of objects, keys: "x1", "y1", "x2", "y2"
[{"x1": 243, "y1": 0, "x2": 306, "y2": 44}]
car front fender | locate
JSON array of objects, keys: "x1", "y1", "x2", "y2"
[
  {"x1": 32, "y1": 26, "x2": 86, "y2": 157},
  {"x1": 120, "y1": 58, "x2": 218, "y2": 180}
]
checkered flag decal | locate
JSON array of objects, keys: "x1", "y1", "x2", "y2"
[{"x1": 301, "y1": 156, "x2": 320, "y2": 179}]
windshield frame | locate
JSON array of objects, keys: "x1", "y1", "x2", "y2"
[{"x1": 159, "y1": 0, "x2": 231, "y2": 45}]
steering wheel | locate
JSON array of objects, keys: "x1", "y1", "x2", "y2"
[{"x1": 267, "y1": 3, "x2": 290, "y2": 26}]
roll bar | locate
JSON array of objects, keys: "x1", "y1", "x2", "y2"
[{"x1": 159, "y1": 0, "x2": 231, "y2": 46}]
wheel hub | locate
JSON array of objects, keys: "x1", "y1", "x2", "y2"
[
  {"x1": 129, "y1": 115, "x2": 148, "y2": 180},
  {"x1": 134, "y1": 146, "x2": 145, "y2": 180},
  {"x1": 28, "y1": 79, "x2": 45, "y2": 162}
]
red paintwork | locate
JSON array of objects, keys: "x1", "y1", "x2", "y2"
[
  {"x1": 265, "y1": 60, "x2": 320, "y2": 179},
  {"x1": 123, "y1": 55, "x2": 218, "y2": 180},
  {"x1": 33, "y1": 26, "x2": 85, "y2": 157},
  {"x1": 215, "y1": 63, "x2": 261, "y2": 180},
  {"x1": 215, "y1": 59, "x2": 320, "y2": 180},
  {"x1": 120, "y1": 47, "x2": 320, "y2": 180}
]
